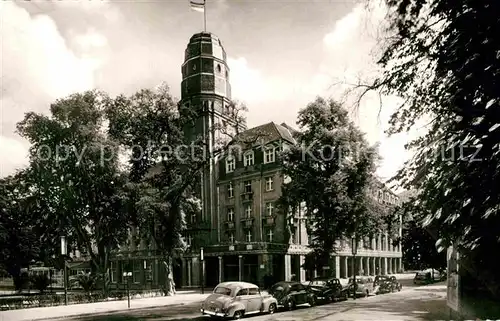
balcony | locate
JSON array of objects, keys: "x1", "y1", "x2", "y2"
[
  {"x1": 241, "y1": 192, "x2": 253, "y2": 202},
  {"x1": 225, "y1": 221, "x2": 235, "y2": 230},
  {"x1": 241, "y1": 217, "x2": 254, "y2": 228},
  {"x1": 263, "y1": 215, "x2": 276, "y2": 226}
]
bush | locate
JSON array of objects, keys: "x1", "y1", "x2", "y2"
[{"x1": 30, "y1": 274, "x2": 54, "y2": 294}]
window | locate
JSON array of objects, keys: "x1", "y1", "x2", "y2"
[
  {"x1": 236, "y1": 289, "x2": 248, "y2": 296},
  {"x1": 227, "y1": 182, "x2": 234, "y2": 198},
  {"x1": 110, "y1": 262, "x2": 117, "y2": 283},
  {"x1": 186, "y1": 234, "x2": 193, "y2": 247},
  {"x1": 267, "y1": 229, "x2": 274, "y2": 242},
  {"x1": 246, "y1": 230, "x2": 252, "y2": 242},
  {"x1": 264, "y1": 147, "x2": 276, "y2": 164},
  {"x1": 133, "y1": 260, "x2": 141, "y2": 283},
  {"x1": 248, "y1": 288, "x2": 259, "y2": 295},
  {"x1": 191, "y1": 212, "x2": 196, "y2": 224},
  {"x1": 243, "y1": 180, "x2": 252, "y2": 193},
  {"x1": 266, "y1": 202, "x2": 274, "y2": 216},
  {"x1": 265, "y1": 176, "x2": 274, "y2": 191},
  {"x1": 244, "y1": 151, "x2": 254, "y2": 166},
  {"x1": 226, "y1": 157, "x2": 235, "y2": 173},
  {"x1": 244, "y1": 205, "x2": 252, "y2": 218},
  {"x1": 229, "y1": 233, "x2": 235, "y2": 243},
  {"x1": 227, "y1": 208, "x2": 234, "y2": 222}
]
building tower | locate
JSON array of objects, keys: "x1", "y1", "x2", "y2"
[{"x1": 180, "y1": 32, "x2": 246, "y2": 245}]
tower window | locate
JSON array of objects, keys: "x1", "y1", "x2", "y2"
[
  {"x1": 245, "y1": 204, "x2": 252, "y2": 218},
  {"x1": 216, "y1": 64, "x2": 222, "y2": 73},
  {"x1": 246, "y1": 230, "x2": 252, "y2": 243},
  {"x1": 227, "y1": 208, "x2": 234, "y2": 222}
]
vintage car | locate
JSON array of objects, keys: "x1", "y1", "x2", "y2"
[
  {"x1": 269, "y1": 281, "x2": 316, "y2": 310},
  {"x1": 306, "y1": 277, "x2": 349, "y2": 302},
  {"x1": 374, "y1": 275, "x2": 402, "y2": 294},
  {"x1": 347, "y1": 276, "x2": 374, "y2": 297},
  {"x1": 200, "y1": 281, "x2": 277, "y2": 319}
]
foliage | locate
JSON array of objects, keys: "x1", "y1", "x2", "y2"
[
  {"x1": 0, "y1": 173, "x2": 40, "y2": 291},
  {"x1": 70, "y1": 272, "x2": 98, "y2": 294},
  {"x1": 30, "y1": 273, "x2": 54, "y2": 294},
  {"x1": 278, "y1": 97, "x2": 380, "y2": 267},
  {"x1": 356, "y1": 0, "x2": 500, "y2": 308},
  {"x1": 395, "y1": 198, "x2": 446, "y2": 271},
  {"x1": 16, "y1": 90, "x2": 131, "y2": 291}
]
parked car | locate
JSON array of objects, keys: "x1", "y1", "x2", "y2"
[
  {"x1": 348, "y1": 276, "x2": 374, "y2": 297},
  {"x1": 373, "y1": 275, "x2": 391, "y2": 294},
  {"x1": 268, "y1": 281, "x2": 316, "y2": 310},
  {"x1": 200, "y1": 281, "x2": 277, "y2": 319},
  {"x1": 414, "y1": 269, "x2": 441, "y2": 285},
  {"x1": 306, "y1": 277, "x2": 349, "y2": 303},
  {"x1": 373, "y1": 275, "x2": 402, "y2": 294}
]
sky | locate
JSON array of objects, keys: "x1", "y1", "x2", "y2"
[{"x1": 0, "y1": 0, "x2": 416, "y2": 182}]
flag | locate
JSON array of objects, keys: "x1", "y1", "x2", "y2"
[{"x1": 190, "y1": 0, "x2": 205, "y2": 13}]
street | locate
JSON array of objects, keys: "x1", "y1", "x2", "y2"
[{"x1": 45, "y1": 282, "x2": 447, "y2": 321}]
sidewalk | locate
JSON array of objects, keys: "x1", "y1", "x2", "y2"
[{"x1": 0, "y1": 291, "x2": 208, "y2": 321}]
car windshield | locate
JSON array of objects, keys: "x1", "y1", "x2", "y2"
[
  {"x1": 213, "y1": 286, "x2": 232, "y2": 296},
  {"x1": 310, "y1": 280, "x2": 326, "y2": 286}
]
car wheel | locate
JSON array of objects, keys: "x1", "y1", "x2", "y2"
[
  {"x1": 268, "y1": 303, "x2": 276, "y2": 314},
  {"x1": 344, "y1": 291, "x2": 349, "y2": 301},
  {"x1": 398, "y1": 285, "x2": 402, "y2": 292},
  {"x1": 233, "y1": 310, "x2": 244, "y2": 319},
  {"x1": 308, "y1": 296, "x2": 316, "y2": 307}
]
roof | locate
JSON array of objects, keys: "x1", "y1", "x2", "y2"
[
  {"x1": 233, "y1": 121, "x2": 297, "y2": 147},
  {"x1": 216, "y1": 281, "x2": 258, "y2": 289}
]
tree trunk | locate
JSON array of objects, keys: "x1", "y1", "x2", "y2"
[{"x1": 162, "y1": 256, "x2": 176, "y2": 296}]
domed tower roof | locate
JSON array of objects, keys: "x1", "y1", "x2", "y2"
[{"x1": 180, "y1": 32, "x2": 231, "y2": 101}]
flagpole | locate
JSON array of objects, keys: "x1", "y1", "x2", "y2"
[{"x1": 203, "y1": 0, "x2": 207, "y2": 32}]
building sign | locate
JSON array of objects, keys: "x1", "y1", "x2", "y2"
[{"x1": 447, "y1": 245, "x2": 460, "y2": 312}]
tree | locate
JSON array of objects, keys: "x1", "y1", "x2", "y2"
[
  {"x1": 16, "y1": 90, "x2": 130, "y2": 294},
  {"x1": 106, "y1": 84, "x2": 247, "y2": 295},
  {"x1": 354, "y1": 0, "x2": 500, "y2": 315},
  {"x1": 278, "y1": 97, "x2": 380, "y2": 269},
  {"x1": 0, "y1": 172, "x2": 41, "y2": 292},
  {"x1": 395, "y1": 198, "x2": 446, "y2": 272}
]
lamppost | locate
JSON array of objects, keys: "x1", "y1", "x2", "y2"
[
  {"x1": 200, "y1": 247, "x2": 205, "y2": 294},
  {"x1": 123, "y1": 271, "x2": 132, "y2": 308},
  {"x1": 351, "y1": 234, "x2": 357, "y2": 300},
  {"x1": 60, "y1": 236, "x2": 68, "y2": 305}
]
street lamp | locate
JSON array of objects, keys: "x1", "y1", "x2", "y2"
[
  {"x1": 123, "y1": 271, "x2": 132, "y2": 308},
  {"x1": 351, "y1": 234, "x2": 357, "y2": 300},
  {"x1": 60, "y1": 236, "x2": 68, "y2": 305},
  {"x1": 200, "y1": 247, "x2": 205, "y2": 294}
]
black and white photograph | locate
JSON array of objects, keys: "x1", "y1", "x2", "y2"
[{"x1": 1, "y1": 0, "x2": 499, "y2": 320}]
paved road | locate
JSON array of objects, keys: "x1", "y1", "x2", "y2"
[{"x1": 45, "y1": 282, "x2": 447, "y2": 321}]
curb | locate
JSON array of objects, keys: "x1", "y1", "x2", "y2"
[{"x1": 0, "y1": 295, "x2": 206, "y2": 321}]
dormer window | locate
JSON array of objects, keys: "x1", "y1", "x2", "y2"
[
  {"x1": 244, "y1": 151, "x2": 254, "y2": 166},
  {"x1": 264, "y1": 146, "x2": 276, "y2": 164},
  {"x1": 226, "y1": 156, "x2": 235, "y2": 173}
]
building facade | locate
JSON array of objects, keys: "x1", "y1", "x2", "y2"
[{"x1": 66, "y1": 32, "x2": 403, "y2": 290}]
